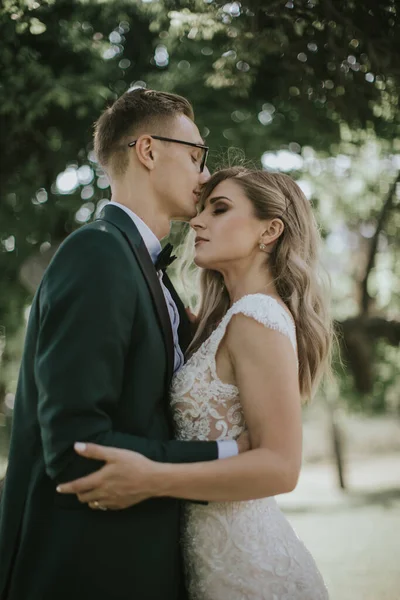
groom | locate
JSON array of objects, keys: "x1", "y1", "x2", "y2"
[{"x1": 0, "y1": 89, "x2": 244, "y2": 600}]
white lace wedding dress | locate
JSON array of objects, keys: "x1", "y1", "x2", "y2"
[{"x1": 170, "y1": 294, "x2": 329, "y2": 600}]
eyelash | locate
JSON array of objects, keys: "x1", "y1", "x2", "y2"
[{"x1": 213, "y1": 206, "x2": 228, "y2": 215}]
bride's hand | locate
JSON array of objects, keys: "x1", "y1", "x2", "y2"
[
  {"x1": 56, "y1": 443, "x2": 164, "y2": 510},
  {"x1": 185, "y1": 306, "x2": 198, "y2": 324},
  {"x1": 237, "y1": 430, "x2": 251, "y2": 454}
]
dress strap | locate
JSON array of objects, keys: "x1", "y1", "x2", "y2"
[{"x1": 209, "y1": 294, "x2": 297, "y2": 360}]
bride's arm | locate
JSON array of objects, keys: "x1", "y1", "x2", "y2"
[
  {"x1": 156, "y1": 313, "x2": 302, "y2": 501},
  {"x1": 57, "y1": 314, "x2": 302, "y2": 506}
]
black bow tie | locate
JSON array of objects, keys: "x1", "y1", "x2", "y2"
[{"x1": 155, "y1": 243, "x2": 177, "y2": 272}]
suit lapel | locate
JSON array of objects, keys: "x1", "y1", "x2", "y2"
[{"x1": 98, "y1": 204, "x2": 175, "y2": 385}]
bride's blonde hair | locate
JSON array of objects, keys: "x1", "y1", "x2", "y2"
[{"x1": 178, "y1": 166, "x2": 333, "y2": 401}]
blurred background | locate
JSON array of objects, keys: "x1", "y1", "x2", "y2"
[{"x1": 0, "y1": 1, "x2": 399, "y2": 598}]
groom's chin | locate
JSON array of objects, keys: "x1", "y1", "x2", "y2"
[{"x1": 174, "y1": 209, "x2": 197, "y2": 222}]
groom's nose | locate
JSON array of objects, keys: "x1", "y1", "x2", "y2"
[{"x1": 199, "y1": 165, "x2": 211, "y2": 184}]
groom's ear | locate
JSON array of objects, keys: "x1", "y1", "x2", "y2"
[{"x1": 134, "y1": 135, "x2": 156, "y2": 171}]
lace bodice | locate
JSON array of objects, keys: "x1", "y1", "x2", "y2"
[{"x1": 170, "y1": 294, "x2": 297, "y2": 443}]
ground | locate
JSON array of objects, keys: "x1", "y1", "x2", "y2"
[{"x1": 277, "y1": 454, "x2": 400, "y2": 600}]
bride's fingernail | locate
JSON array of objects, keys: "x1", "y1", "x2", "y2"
[{"x1": 74, "y1": 442, "x2": 87, "y2": 452}]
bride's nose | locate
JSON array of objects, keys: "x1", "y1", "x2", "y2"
[{"x1": 190, "y1": 215, "x2": 206, "y2": 231}]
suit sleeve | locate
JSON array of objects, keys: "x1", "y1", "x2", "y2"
[{"x1": 35, "y1": 227, "x2": 218, "y2": 483}]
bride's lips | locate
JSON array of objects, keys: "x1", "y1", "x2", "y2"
[{"x1": 194, "y1": 236, "x2": 208, "y2": 246}]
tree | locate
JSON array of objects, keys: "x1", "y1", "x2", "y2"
[
  {"x1": 1, "y1": 0, "x2": 399, "y2": 406},
  {"x1": 148, "y1": 0, "x2": 400, "y2": 152},
  {"x1": 1, "y1": 0, "x2": 156, "y2": 333}
]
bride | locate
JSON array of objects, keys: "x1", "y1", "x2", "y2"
[{"x1": 58, "y1": 166, "x2": 332, "y2": 599}]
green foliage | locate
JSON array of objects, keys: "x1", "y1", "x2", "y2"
[
  {"x1": 338, "y1": 340, "x2": 399, "y2": 414},
  {"x1": 149, "y1": 0, "x2": 400, "y2": 154},
  {"x1": 0, "y1": 0, "x2": 399, "y2": 411},
  {"x1": 0, "y1": 0, "x2": 156, "y2": 333}
]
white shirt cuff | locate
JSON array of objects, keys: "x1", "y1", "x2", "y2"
[{"x1": 217, "y1": 440, "x2": 239, "y2": 459}]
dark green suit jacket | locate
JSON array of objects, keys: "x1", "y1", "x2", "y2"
[{"x1": 0, "y1": 205, "x2": 218, "y2": 600}]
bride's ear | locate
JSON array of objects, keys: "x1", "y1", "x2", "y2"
[{"x1": 260, "y1": 218, "x2": 284, "y2": 247}]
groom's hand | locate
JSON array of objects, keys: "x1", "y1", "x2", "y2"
[
  {"x1": 237, "y1": 431, "x2": 251, "y2": 454},
  {"x1": 56, "y1": 443, "x2": 163, "y2": 510}
]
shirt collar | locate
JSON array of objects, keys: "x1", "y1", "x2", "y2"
[{"x1": 108, "y1": 201, "x2": 161, "y2": 264}]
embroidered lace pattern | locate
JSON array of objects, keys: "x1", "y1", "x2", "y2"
[{"x1": 170, "y1": 294, "x2": 329, "y2": 599}]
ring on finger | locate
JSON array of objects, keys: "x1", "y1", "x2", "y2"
[{"x1": 91, "y1": 500, "x2": 108, "y2": 511}]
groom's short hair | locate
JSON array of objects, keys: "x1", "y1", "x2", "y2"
[{"x1": 94, "y1": 88, "x2": 194, "y2": 177}]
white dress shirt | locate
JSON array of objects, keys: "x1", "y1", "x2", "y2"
[{"x1": 108, "y1": 201, "x2": 238, "y2": 459}]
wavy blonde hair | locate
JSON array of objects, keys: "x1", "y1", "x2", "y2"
[{"x1": 178, "y1": 166, "x2": 333, "y2": 401}]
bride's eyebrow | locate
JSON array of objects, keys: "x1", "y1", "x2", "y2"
[{"x1": 208, "y1": 196, "x2": 233, "y2": 205}]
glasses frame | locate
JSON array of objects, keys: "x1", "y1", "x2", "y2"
[{"x1": 128, "y1": 135, "x2": 209, "y2": 173}]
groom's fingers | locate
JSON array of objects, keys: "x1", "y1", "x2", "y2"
[
  {"x1": 73, "y1": 442, "x2": 116, "y2": 461},
  {"x1": 56, "y1": 443, "x2": 118, "y2": 494},
  {"x1": 77, "y1": 490, "x2": 106, "y2": 503},
  {"x1": 56, "y1": 470, "x2": 104, "y2": 494}
]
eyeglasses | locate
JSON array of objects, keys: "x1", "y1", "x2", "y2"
[{"x1": 128, "y1": 135, "x2": 209, "y2": 173}]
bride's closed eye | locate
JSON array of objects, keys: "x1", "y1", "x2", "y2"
[{"x1": 212, "y1": 204, "x2": 229, "y2": 215}]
